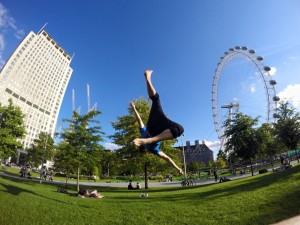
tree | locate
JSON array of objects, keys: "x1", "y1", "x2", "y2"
[
  {"x1": 0, "y1": 99, "x2": 26, "y2": 161},
  {"x1": 60, "y1": 110, "x2": 105, "y2": 191},
  {"x1": 256, "y1": 123, "x2": 283, "y2": 170},
  {"x1": 223, "y1": 112, "x2": 259, "y2": 176},
  {"x1": 217, "y1": 149, "x2": 227, "y2": 161},
  {"x1": 110, "y1": 98, "x2": 181, "y2": 189},
  {"x1": 207, "y1": 161, "x2": 214, "y2": 170},
  {"x1": 273, "y1": 102, "x2": 300, "y2": 162},
  {"x1": 53, "y1": 141, "x2": 75, "y2": 186},
  {"x1": 26, "y1": 132, "x2": 55, "y2": 168},
  {"x1": 216, "y1": 157, "x2": 227, "y2": 169},
  {"x1": 187, "y1": 161, "x2": 200, "y2": 173}
]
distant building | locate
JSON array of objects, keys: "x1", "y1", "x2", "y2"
[
  {"x1": 178, "y1": 140, "x2": 214, "y2": 164},
  {"x1": 0, "y1": 29, "x2": 73, "y2": 151}
]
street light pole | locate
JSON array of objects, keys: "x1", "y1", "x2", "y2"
[{"x1": 181, "y1": 134, "x2": 187, "y2": 180}]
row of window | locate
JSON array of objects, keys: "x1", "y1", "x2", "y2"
[
  {"x1": 5, "y1": 88, "x2": 51, "y2": 115},
  {"x1": 41, "y1": 30, "x2": 71, "y2": 61}
]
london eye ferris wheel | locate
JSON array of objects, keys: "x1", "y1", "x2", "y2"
[{"x1": 212, "y1": 46, "x2": 280, "y2": 149}]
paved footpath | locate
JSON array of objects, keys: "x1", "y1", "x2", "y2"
[
  {"x1": 1, "y1": 160, "x2": 298, "y2": 188},
  {"x1": 0, "y1": 170, "x2": 250, "y2": 188}
]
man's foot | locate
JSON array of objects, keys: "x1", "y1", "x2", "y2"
[
  {"x1": 130, "y1": 101, "x2": 135, "y2": 108},
  {"x1": 144, "y1": 70, "x2": 153, "y2": 80}
]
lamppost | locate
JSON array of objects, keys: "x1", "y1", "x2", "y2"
[{"x1": 181, "y1": 134, "x2": 187, "y2": 180}]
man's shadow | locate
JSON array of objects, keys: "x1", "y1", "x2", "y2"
[
  {"x1": 0, "y1": 182, "x2": 35, "y2": 196},
  {"x1": 0, "y1": 180, "x2": 90, "y2": 209}
]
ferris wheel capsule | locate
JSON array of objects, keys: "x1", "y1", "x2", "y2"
[
  {"x1": 264, "y1": 66, "x2": 271, "y2": 72},
  {"x1": 269, "y1": 80, "x2": 277, "y2": 85}
]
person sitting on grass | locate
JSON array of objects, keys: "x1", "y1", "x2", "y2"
[
  {"x1": 78, "y1": 189, "x2": 104, "y2": 198},
  {"x1": 57, "y1": 187, "x2": 69, "y2": 194},
  {"x1": 136, "y1": 182, "x2": 141, "y2": 189},
  {"x1": 128, "y1": 182, "x2": 134, "y2": 190},
  {"x1": 219, "y1": 177, "x2": 231, "y2": 183}
]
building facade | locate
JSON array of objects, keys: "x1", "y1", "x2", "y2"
[
  {"x1": 181, "y1": 140, "x2": 214, "y2": 165},
  {"x1": 0, "y1": 29, "x2": 73, "y2": 150}
]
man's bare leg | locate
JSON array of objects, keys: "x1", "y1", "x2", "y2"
[
  {"x1": 158, "y1": 151, "x2": 183, "y2": 175},
  {"x1": 132, "y1": 129, "x2": 174, "y2": 147},
  {"x1": 144, "y1": 70, "x2": 156, "y2": 97}
]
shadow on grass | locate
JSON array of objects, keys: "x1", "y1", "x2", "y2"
[
  {"x1": 0, "y1": 177, "x2": 96, "y2": 209},
  {"x1": 149, "y1": 165, "x2": 300, "y2": 200},
  {"x1": 143, "y1": 165, "x2": 300, "y2": 224},
  {"x1": 253, "y1": 188, "x2": 300, "y2": 224},
  {"x1": 0, "y1": 182, "x2": 36, "y2": 196}
]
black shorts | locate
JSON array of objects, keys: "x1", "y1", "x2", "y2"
[{"x1": 146, "y1": 93, "x2": 184, "y2": 138}]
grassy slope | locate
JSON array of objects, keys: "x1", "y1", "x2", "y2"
[{"x1": 0, "y1": 165, "x2": 300, "y2": 225}]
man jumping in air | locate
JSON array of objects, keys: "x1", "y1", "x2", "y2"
[{"x1": 131, "y1": 70, "x2": 184, "y2": 175}]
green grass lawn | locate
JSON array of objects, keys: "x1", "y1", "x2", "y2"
[{"x1": 1, "y1": 165, "x2": 300, "y2": 225}]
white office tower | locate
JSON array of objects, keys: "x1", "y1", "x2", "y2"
[{"x1": 0, "y1": 29, "x2": 73, "y2": 149}]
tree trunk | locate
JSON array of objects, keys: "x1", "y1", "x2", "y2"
[
  {"x1": 250, "y1": 159, "x2": 254, "y2": 176},
  {"x1": 77, "y1": 166, "x2": 80, "y2": 192},
  {"x1": 144, "y1": 163, "x2": 148, "y2": 189},
  {"x1": 65, "y1": 169, "x2": 69, "y2": 187},
  {"x1": 269, "y1": 155, "x2": 274, "y2": 171}
]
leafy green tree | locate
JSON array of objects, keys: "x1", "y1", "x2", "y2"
[
  {"x1": 207, "y1": 161, "x2": 214, "y2": 169},
  {"x1": 256, "y1": 123, "x2": 283, "y2": 170},
  {"x1": 217, "y1": 150, "x2": 227, "y2": 161},
  {"x1": 216, "y1": 157, "x2": 227, "y2": 169},
  {"x1": 187, "y1": 161, "x2": 200, "y2": 173},
  {"x1": 110, "y1": 98, "x2": 181, "y2": 189},
  {"x1": 60, "y1": 110, "x2": 105, "y2": 191},
  {"x1": 0, "y1": 99, "x2": 26, "y2": 161},
  {"x1": 54, "y1": 141, "x2": 75, "y2": 186},
  {"x1": 223, "y1": 112, "x2": 259, "y2": 176},
  {"x1": 273, "y1": 102, "x2": 300, "y2": 162},
  {"x1": 26, "y1": 132, "x2": 55, "y2": 168},
  {"x1": 100, "y1": 150, "x2": 122, "y2": 177}
]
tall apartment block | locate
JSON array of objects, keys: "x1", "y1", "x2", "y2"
[{"x1": 0, "y1": 29, "x2": 73, "y2": 150}]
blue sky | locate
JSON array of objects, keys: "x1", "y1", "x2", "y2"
[{"x1": 1, "y1": 0, "x2": 300, "y2": 158}]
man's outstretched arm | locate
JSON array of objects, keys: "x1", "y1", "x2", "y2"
[{"x1": 130, "y1": 101, "x2": 144, "y2": 128}]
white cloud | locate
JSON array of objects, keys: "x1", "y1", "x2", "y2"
[
  {"x1": 277, "y1": 84, "x2": 300, "y2": 110},
  {"x1": 0, "y1": 34, "x2": 5, "y2": 67},
  {"x1": 203, "y1": 139, "x2": 221, "y2": 160},
  {"x1": 250, "y1": 84, "x2": 256, "y2": 93},
  {"x1": 269, "y1": 67, "x2": 277, "y2": 76},
  {"x1": 14, "y1": 29, "x2": 25, "y2": 39},
  {"x1": 0, "y1": 3, "x2": 24, "y2": 67},
  {"x1": 103, "y1": 142, "x2": 120, "y2": 150}
]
